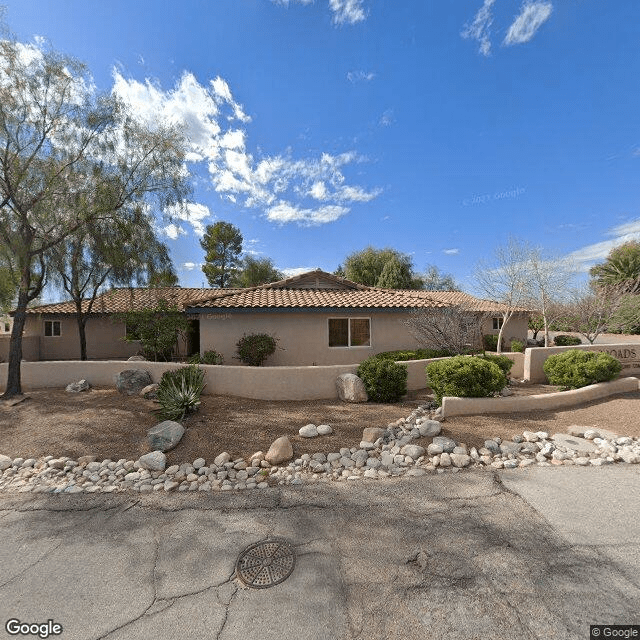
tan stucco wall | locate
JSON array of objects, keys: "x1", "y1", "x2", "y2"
[
  {"x1": 441, "y1": 376, "x2": 640, "y2": 417},
  {"x1": 198, "y1": 310, "x2": 426, "y2": 366},
  {"x1": 524, "y1": 343, "x2": 640, "y2": 383},
  {"x1": 22, "y1": 315, "x2": 191, "y2": 361},
  {"x1": 481, "y1": 313, "x2": 529, "y2": 349},
  {"x1": 0, "y1": 335, "x2": 40, "y2": 362}
]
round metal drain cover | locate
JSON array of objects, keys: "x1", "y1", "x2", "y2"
[{"x1": 236, "y1": 538, "x2": 296, "y2": 588}]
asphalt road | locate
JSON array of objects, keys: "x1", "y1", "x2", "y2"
[{"x1": 1, "y1": 466, "x2": 639, "y2": 640}]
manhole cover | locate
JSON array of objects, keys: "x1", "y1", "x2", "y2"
[{"x1": 236, "y1": 538, "x2": 296, "y2": 589}]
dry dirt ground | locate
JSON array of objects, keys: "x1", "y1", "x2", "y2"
[{"x1": 1, "y1": 385, "x2": 639, "y2": 466}]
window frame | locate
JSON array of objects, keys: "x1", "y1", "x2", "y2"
[
  {"x1": 327, "y1": 317, "x2": 371, "y2": 349},
  {"x1": 492, "y1": 317, "x2": 504, "y2": 330},
  {"x1": 44, "y1": 320, "x2": 61, "y2": 337}
]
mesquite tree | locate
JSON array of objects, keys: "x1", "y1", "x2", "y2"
[
  {"x1": 0, "y1": 31, "x2": 189, "y2": 397},
  {"x1": 47, "y1": 204, "x2": 176, "y2": 360}
]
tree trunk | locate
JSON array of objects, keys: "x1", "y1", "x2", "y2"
[
  {"x1": 2, "y1": 294, "x2": 29, "y2": 398},
  {"x1": 77, "y1": 315, "x2": 88, "y2": 361},
  {"x1": 543, "y1": 315, "x2": 550, "y2": 347},
  {"x1": 496, "y1": 319, "x2": 507, "y2": 354}
]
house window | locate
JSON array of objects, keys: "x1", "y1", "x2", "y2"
[
  {"x1": 328, "y1": 318, "x2": 371, "y2": 348},
  {"x1": 492, "y1": 317, "x2": 504, "y2": 330},
  {"x1": 3, "y1": 323, "x2": 8, "y2": 332},
  {"x1": 44, "y1": 320, "x2": 61, "y2": 337}
]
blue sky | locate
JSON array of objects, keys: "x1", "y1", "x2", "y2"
[{"x1": 5, "y1": 0, "x2": 640, "y2": 294}]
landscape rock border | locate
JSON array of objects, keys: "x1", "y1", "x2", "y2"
[{"x1": 1, "y1": 400, "x2": 638, "y2": 494}]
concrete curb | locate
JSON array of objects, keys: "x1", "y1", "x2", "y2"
[{"x1": 441, "y1": 376, "x2": 640, "y2": 418}]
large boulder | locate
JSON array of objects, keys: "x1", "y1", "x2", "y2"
[
  {"x1": 147, "y1": 420, "x2": 185, "y2": 452},
  {"x1": 66, "y1": 379, "x2": 90, "y2": 393},
  {"x1": 265, "y1": 436, "x2": 293, "y2": 465},
  {"x1": 0, "y1": 454, "x2": 12, "y2": 471},
  {"x1": 140, "y1": 383, "x2": 159, "y2": 399},
  {"x1": 336, "y1": 374, "x2": 368, "y2": 403},
  {"x1": 115, "y1": 369, "x2": 153, "y2": 396}
]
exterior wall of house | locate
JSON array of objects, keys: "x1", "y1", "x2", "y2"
[
  {"x1": 199, "y1": 310, "x2": 428, "y2": 366},
  {"x1": 22, "y1": 315, "x2": 187, "y2": 361},
  {"x1": 481, "y1": 313, "x2": 529, "y2": 349},
  {"x1": 0, "y1": 335, "x2": 40, "y2": 362},
  {"x1": 198, "y1": 310, "x2": 531, "y2": 367}
]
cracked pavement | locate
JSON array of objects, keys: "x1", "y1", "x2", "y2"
[{"x1": 1, "y1": 466, "x2": 639, "y2": 639}]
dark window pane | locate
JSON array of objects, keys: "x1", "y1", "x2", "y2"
[
  {"x1": 44, "y1": 321, "x2": 52, "y2": 337},
  {"x1": 350, "y1": 319, "x2": 370, "y2": 346},
  {"x1": 53, "y1": 321, "x2": 61, "y2": 336},
  {"x1": 329, "y1": 319, "x2": 349, "y2": 347}
]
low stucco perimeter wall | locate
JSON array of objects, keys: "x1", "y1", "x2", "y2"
[
  {"x1": 525, "y1": 343, "x2": 640, "y2": 383},
  {"x1": 0, "y1": 352, "x2": 524, "y2": 401},
  {"x1": 441, "y1": 376, "x2": 640, "y2": 418}
]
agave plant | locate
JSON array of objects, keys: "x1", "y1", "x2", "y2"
[{"x1": 155, "y1": 365, "x2": 206, "y2": 421}]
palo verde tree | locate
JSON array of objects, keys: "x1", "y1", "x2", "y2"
[
  {"x1": 0, "y1": 29, "x2": 190, "y2": 397},
  {"x1": 200, "y1": 221, "x2": 243, "y2": 288},
  {"x1": 47, "y1": 204, "x2": 176, "y2": 360}
]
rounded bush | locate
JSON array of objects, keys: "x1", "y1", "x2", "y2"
[
  {"x1": 374, "y1": 348, "x2": 453, "y2": 361},
  {"x1": 510, "y1": 339, "x2": 525, "y2": 353},
  {"x1": 426, "y1": 356, "x2": 507, "y2": 406},
  {"x1": 235, "y1": 333, "x2": 278, "y2": 366},
  {"x1": 543, "y1": 350, "x2": 622, "y2": 389},
  {"x1": 357, "y1": 357, "x2": 408, "y2": 403},
  {"x1": 553, "y1": 334, "x2": 582, "y2": 346},
  {"x1": 479, "y1": 353, "x2": 514, "y2": 376},
  {"x1": 483, "y1": 334, "x2": 499, "y2": 352}
]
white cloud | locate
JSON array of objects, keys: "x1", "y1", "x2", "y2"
[
  {"x1": 267, "y1": 202, "x2": 349, "y2": 225},
  {"x1": 567, "y1": 218, "x2": 640, "y2": 271},
  {"x1": 281, "y1": 266, "x2": 319, "y2": 277},
  {"x1": 347, "y1": 70, "x2": 375, "y2": 83},
  {"x1": 504, "y1": 1, "x2": 553, "y2": 46},
  {"x1": 329, "y1": 0, "x2": 367, "y2": 25},
  {"x1": 113, "y1": 69, "x2": 379, "y2": 227},
  {"x1": 182, "y1": 262, "x2": 203, "y2": 271},
  {"x1": 162, "y1": 223, "x2": 187, "y2": 240},
  {"x1": 165, "y1": 202, "x2": 212, "y2": 237},
  {"x1": 443, "y1": 248, "x2": 460, "y2": 255},
  {"x1": 461, "y1": 0, "x2": 496, "y2": 57},
  {"x1": 379, "y1": 109, "x2": 394, "y2": 127},
  {"x1": 271, "y1": 0, "x2": 313, "y2": 5}
]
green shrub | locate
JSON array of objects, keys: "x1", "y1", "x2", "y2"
[
  {"x1": 426, "y1": 356, "x2": 507, "y2": 406},
  {"x1": 479, "y1": 353, "x2": 514, "y2": 376},
  {"x1": 542, "y1": 350, "x2": 622, "y2": 389},
  {"x1": 510, "y1": 339, "x2": 525, "y2": 353},
  {"x1": 188, "y1": 350, "x2": 224, "y2": 365},
  {"x1": 374, "y1": 348, "x2": 454, "y2": 361},
  {"x1": 553, "y1": 334, "x2": 582, "y2": 346},
  {"x1": 235, "y1": 333, "x2": 278, "y2": 366},
  {"x1": 357, "y1": 357, "x2": 408, "y2": 403},
  {"x1": 155, "y1": 364, "x2": 206, "y2": 421},
  {"x1": 483, "y1": 334, "x2": 499, "y2": 352}
]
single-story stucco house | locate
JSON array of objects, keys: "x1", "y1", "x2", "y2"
[{"x1": 5, "y1": 270, "x2": 530, "y2": 364}]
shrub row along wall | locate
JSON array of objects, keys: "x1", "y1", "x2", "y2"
[
  {"x1": 0, "y1": 352, "x2": 525, "y2": 401},
  {"x1": 441, "y1": 377, "x2": 640, "y2": 418},
  {"x1": 524, "y1": 344, "x2": 640, "y2": 383}
]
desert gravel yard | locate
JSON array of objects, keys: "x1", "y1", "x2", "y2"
[{"x1": 1, "y1": 384, "x2": 639, "y2": 465}]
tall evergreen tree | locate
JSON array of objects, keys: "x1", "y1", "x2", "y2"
[
  {"x1": 200, "y1": 222, "x2": 243, "y2": 288},
  {"x1": 340, "y1": 246, "x2": 422, "y2": 289}
]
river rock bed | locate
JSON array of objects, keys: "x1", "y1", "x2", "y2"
[{"x1": 0, "y1": 403, "x2": 639, "y2": 494}]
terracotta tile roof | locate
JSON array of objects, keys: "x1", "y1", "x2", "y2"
[
  {"x1": 24, "y1": 287, "x2": 236, "y2": 315},
  {"x1": 187, "y1": 287, "x2": 450, "y2": 310},
  {"x1": 400, "y1": 290, "x2": 531, "y2": 313},
  {"x1": 23, "y1": 270, "x2": 530, "y2": 315}
]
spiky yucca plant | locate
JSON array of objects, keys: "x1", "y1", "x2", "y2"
[{"x1": 155, "y1": 365, "x2": 206, "y2": 421}]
